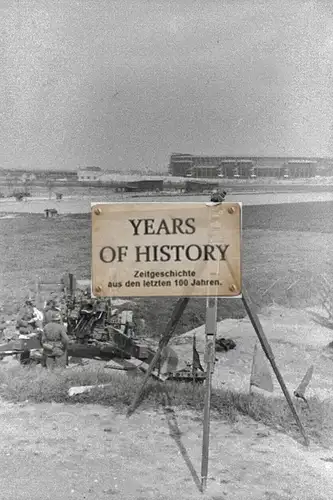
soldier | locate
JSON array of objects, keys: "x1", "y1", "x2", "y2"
[
  {"x1": 41, "y1": 311, "x2": 69, "y2": 369},
  {"x1": 43, "y1": 299, "x2": 57, "y2": 326},
  {"x1": 16, "y1": 299, "x2": 43, "y2": 335}
]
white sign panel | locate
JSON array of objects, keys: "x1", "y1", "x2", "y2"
[{"x1": 91, "y1": 202, "x2": 242, "y2": 298}]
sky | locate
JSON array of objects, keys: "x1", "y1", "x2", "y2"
[{"x1": 1, "y1": 0, "x2": 333, "y2": 171}]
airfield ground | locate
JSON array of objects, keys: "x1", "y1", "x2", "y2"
[
  {"x1": 0, "y1": 197, "x2": 333, "y2": 499},
  {"x1": 0, "y1": 200, "x2": 332, "y2": 331},
  {"x1": 0, "y1": 397, "x2": 332, "y2": 500}
]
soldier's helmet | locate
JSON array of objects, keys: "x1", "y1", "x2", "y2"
[{"x1": 52, "y1": 311, "x2": 62, "y2": 322}]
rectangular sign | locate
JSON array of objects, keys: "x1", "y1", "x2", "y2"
[{"x1": 91, "y1": 202, "x2": 242, "y2": 298}]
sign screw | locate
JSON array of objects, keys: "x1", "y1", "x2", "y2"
[
  {"x1": 229, "y1": 284, "x2": 237, "y2": 292},
  {"x1": 95, "y1": 285, "x2": 102, "y2": 293},
  {"x1": 94, "y1": 207, "x2": 102, "y2": 215},
  {"x1": 228, "y1": 207, "x2": 235, "y2": 214}
]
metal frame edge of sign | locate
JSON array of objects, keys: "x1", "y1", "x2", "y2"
[
  {"x1": 90, "y1": 291, "x2": 242, "y2": 300},
  {"x1": 90, "y1": 201, "x2": 243, "y2": 204}
]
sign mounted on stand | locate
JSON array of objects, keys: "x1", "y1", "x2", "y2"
[
  {"x1": 91, "y1": 202, "x2": 242, "y2": 298},
  {"x1": 91, "y1": 200, "x2": 309, "y2": 495}
]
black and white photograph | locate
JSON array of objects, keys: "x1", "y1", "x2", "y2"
[{"x1": 1, "y1": 1, "x2": 333, "y2": 499}]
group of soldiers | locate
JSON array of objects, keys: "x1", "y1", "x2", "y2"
[{"x1": 16, "y1": 296, "x2": 70, "y2": 368}]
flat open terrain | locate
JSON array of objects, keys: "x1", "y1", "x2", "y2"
[
  {"x1": 1, "y1": 201, "x2": 332, "y2": 333},
  {"x1": 1, "y1": 199, "x2": 333, "y2": 499},
  {"x1": 0, "y1": 397, "x2": 332, "y2": 500},
  {"x1": 2, "y1": 190, "x2": 333, "y2": 214}
]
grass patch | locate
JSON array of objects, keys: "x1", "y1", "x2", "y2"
[
  {"x1": 2, "y1": 206, "x2": 333, "y2": 335},
  {"x1": 226, "y1": 391, "x2": 333, "y2": 446},
  {"x1": 0, "y1": 363, "x2": 332, "y2": 447}
]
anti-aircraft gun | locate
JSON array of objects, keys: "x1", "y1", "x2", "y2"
[
  {"x1": 0, "y1": 274, "x2": 148, "y2": 366},
  {"x1": 58, "y1": 274, "x2": 137, "y2": 360},
  {"x1": 62, "y1": 277, "x2": 206, "y2": 382},
  {"x1": 0, "y1": 273, "x2": 207, "y2": 382}
]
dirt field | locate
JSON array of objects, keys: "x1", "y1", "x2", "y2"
[
  {"x1": 1, "y1": 401, "x2": 332, "y2": 500},
  {"x1": 170, "y1": 305, "x2": 333, "y2": 401},
  {"x1": 0, "y1": 305, "x2": 333, "y2": 500}
]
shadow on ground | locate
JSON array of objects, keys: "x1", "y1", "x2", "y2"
[{"x1": 162, "y1": 391, "x2": 202, "y2": 493}]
